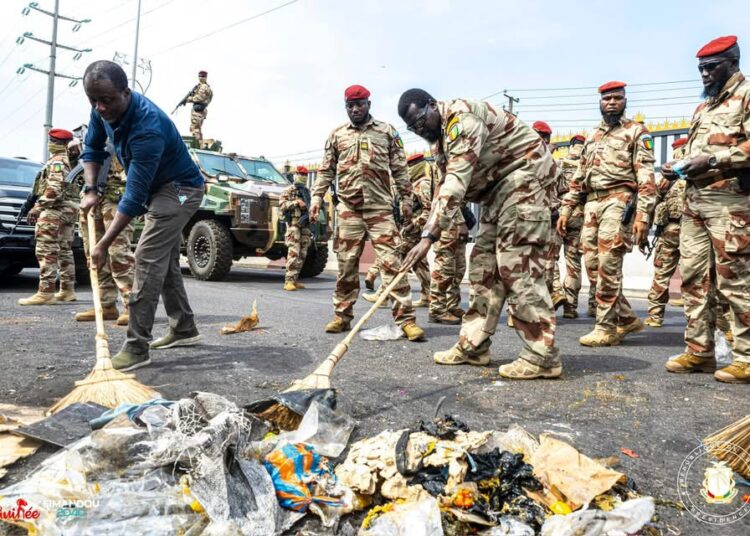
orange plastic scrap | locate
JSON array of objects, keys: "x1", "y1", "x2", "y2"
[
  {"x1": 221, "y1": 300, "x2": 259, "y2": 335},
  {"x1": 451, "y1": 488, "x2": 475, "y2": 509}
]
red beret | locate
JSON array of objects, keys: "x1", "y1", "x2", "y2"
[
  {"x1": 48, "y1": 128, "x2": 74, "y2": 142},
  {"x1": 672, "y1": 137, "x2": 688, "y2": 149},
  {"x1": 344, "y1": 84, "x2": 370, "y2": 101},
  {"x1": 532, "y1": 121, "x2": 552, "y2": 134},
  {"x1": 296, "y1": 165, "x2": 309, "y2": 175},
  {"x1": 598, "y1": 81, "x2": 627, "y2": 94},
  {"x1": 198, "y1": 70, "x2": 207, "y2": 77},
  {"x1": 406, "y1": 153, "x2": 425, "y2": 164},
  {"x1": 570, "y1": 134, "x2": 586, "y2": 143},
  {"x1": 696, "y1": 35, "x2": 738, "y2": 58}
]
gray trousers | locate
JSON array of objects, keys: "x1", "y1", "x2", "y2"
[{"x1": 123, "y1": 182, "x2": 203, "y2": 354}]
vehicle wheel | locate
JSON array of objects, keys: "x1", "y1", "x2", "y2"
[
  {"x1": 1, "y1": 263, "x2": 24, "y2": 276},
  {"x1": 186, "y1": 220, "x2": 233, "y2": 281},
  {"x1": 300, "y1": 244, "x2": 328, "y2": 278}
]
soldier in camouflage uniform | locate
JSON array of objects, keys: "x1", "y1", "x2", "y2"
[
  {"x1": 186, "y1": 70, "x2": 213, "y2": 144},
  {"x1": 559, "y1": 81, "x2": 656, "y2": 347},
  {"x1": 557, "y1": 135, "x2": 597, "y2": 319},
  {"x1": 310, "y1": 85, "x2": 424, "y2": 341},
  {"x1": 662, "y1": 36, "x2": 750, "y2": 383},
  {"x1": 399, "y1": 89, "x2": 561, "y2": 379},
  {"x1": 280, "y1": 166, "x2": 312, "y2": 291},
  {"x1": 19, "y1": 129, "x2": 79, "y2": 305},
  {"x1": 75, "y1": 146, "x2": 135, "y2": 326},
  {"x1": 430, "y1": 196, "x2": 469, "y2": 324}
]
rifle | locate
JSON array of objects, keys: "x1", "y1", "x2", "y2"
[
  {"x1": 644, "y1": 223, "x2": 665, "y2": 260},
  {"x1": 392, "y1": 196, "x2": 403, "y2": 228},
  {"x1": 621, "y1": 193, "x2": 637, "y2": 225},
  {"x1": 171, "y1": 84, "x2": 199, "y2": 115},
  {"x1": 295, "y1": 183, "x2": 312, "y2": 227}
]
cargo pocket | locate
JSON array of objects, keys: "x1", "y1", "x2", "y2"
[
  {"x1": 512, "y1": 204, "x2": 550, "y2": 246},
  {"x1": 725, "y1": 215, "x2": 750, "y2": 254}
]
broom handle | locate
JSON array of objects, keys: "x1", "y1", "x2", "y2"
[{"x1": 87, "y1": 213, "x2": 109, "y2": 358}]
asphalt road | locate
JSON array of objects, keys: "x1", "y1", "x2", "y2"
[{"x1": 1, "y1": 265, "x2": 749, "y2": 535}]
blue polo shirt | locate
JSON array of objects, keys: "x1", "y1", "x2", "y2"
[{"x1": 81, "y1": 91, "x2": 203, "y2": 217}]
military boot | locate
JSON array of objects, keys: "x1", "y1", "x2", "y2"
[
  {"x1": 75, "y1": 305, "x2": 119, "y2": 321},
  {"x1": 18, "y1": 292, "x2": 55, "y2": 306},
  {"x1": 283, "y1": 281, "x2": 297, "y2": 291},
  {"x1": 562, "y1": 304, "x2": 578, "y2": 319},
  {"x1": 449, "y1": 307, "x2": 466, "y2": 318},
  {"x1": 364, "y1": 273, "x2": 376, "y2": 291},
  {"x1": 54, "y1": 289, "x2": 77, "y2": 302},
  {"x1": 498, "y1": 358, "x2": 562, "y2": 380},
  {"x1": 111, "y1": 350, "x2": 151, "y2": 372},
  {"x1": 412, "y1": 294, "x2": 430, "y2": 308},
  {"x1": 587, "y1": 304, "x2": 597, "y2": 318},
  {"x1": 294, "y1": 281, "x2": 306, "y2": 289},
  {"x1": 116, "y1": 307, "x2": 129, "y2": 327},
  {"x1": 617, "y1": 317, "x2": 645, "y2": 338},
  {"x1": 428, "y1": 312, "x2": 461, "y2": 325},
  {"x1": 665, "y1": 353, "x2": 717, "y2": 374},
  {"x1": 402, "y1": 321, "x2": 425, "y2": 342},
  {"x1": 325, "y1": 317, "x2": 350, "y2": 333},
  {"x1": 551, "y1": 291, "x2": 567, "y2": 310},
  {"x1": 714, "y1": 361, "x2": 750, "y2": 384},
  {"x1": 579, "y1": 329, "x2": 621, "y2": 347},
  {"x1": 644, "y1": 316, "x2": 663, "y2": 328},
  {"x1": 433, "y1": 345, "x2": 490, "y2": 366}
]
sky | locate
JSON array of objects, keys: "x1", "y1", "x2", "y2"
[{"x1": 0, "y1": 0, "x2": 747, "y2": 166}]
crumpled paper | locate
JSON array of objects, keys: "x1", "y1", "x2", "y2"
[{"x1": 221, "y1": 301, "x2": 259, "y2": 334}]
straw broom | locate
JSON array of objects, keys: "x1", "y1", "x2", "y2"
[
  {"x1": 254, "y1": 271, "x2": 408, "y2": 428},
  {"x1": 47, "y1": 213, "x2": 160, "y2": 414},
  {"x1": 703, "y1": 415, "x2": 750, "y2": 479}
]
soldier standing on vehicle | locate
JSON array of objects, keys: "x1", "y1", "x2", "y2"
[
  {"x1": 558, "y1": 81, "x2": 657, "y2": 347},
  {"x1": 661, "y1": 36, "x2": 750, "y2": 383},
  {"x1": 80, "y1": 60, "x2": 204, "y2": 372},
  {"x1": 399, "y1": 89, "x2": 562, "y2": 379},
  {"x1": 75, "y1": 146, "x2": 135, "y2": 326},
  {"x1": 280, "y1": 165, "x2": 313, "y2": 291},
  {"x1": 309, "y1": 84, "x2": 425, "y2": 342},
  {"x1": 19, "y1": 129, "x2": 79, "y2": 306},
  {"x1": 186, "y1": 70, "x2": 212, "y2": 144}
]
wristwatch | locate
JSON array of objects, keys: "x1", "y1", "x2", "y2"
[
  {"x1": 420, "y1": 230, "x2": 438, "y2": 243},
  {"x1": 82, "y1": 185, "x2": 97, "y2": 194},
  {"x1": 707, "y1": 155, "x2": 718, "y2": 169}
]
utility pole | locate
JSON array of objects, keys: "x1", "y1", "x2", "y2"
[
  {"x1": 19, "y1": 1, "x2": 91, "y2": 160},
  {"x1": 132, "y1": 0, "x2": 142, "y2": 90},
  {"x1": 503, "y1": 91, "x2": 519, "y2": 114}
]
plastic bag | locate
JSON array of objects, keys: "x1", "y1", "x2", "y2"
[
  {"x1": 277, "y1": 400, "x2": 356, "y2": 457},
  {"x1": 478, "y1": 517, "x2": 535, "y2": 535},
  {"x1": 715, "y1": 329, "x2": 733, "y2": 364},
  {"x1": 360, "y1": 323, "x2": 404, "y2": 341},
  {"x1": 540, "y1": 497, "x2": 655, "y2": 536},
  {"x1": 362, "y1": 496, "x2": 443, "y2": 535}
]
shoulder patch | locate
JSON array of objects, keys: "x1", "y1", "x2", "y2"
[
  {"x1": 446, "y1": 116, "x2": 463, "y2": 142},
  {"x1": 51, "y1": 162, "x2": 64, "y2": 173},
  {"x1": 393, "y1": 129, "x2": 404, "y2": 148},
  {"x1": 641, "y1": 134, "x2": 654, "y2": 151}
]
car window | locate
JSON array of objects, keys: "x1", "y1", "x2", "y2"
[
  {"x1": 0, "y1": 158, "x2": 42, "y2": 187},
  {"x1": 195, "y1": 152, "x2": 246, "y2": 178},
  {"x1": 237, "y1": 158, "x2": 289, "y2": 185}
]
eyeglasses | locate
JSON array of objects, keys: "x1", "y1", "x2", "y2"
[
  {"x1": 698, "y1": 60, "x2": 725, "y2": 74},
  {"x1": 406, "y1": 104, "x2": 430, "y2": 133}
]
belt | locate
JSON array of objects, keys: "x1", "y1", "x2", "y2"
[
  {"x1": 689, "y1": 169, "x2": 749, "y2": 189},
  {"x1": 586, "y1": 185, "x2": 635, "y2": 201},
  {"x1": 668, "y1": 217, "x2": 681, "y2": 223}
]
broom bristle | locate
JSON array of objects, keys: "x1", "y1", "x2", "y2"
[
  {"x1": 704, "y1": 415, "x2": 750, "y2": 479},
  {"x1": 254, "y1": 403, "x2": 303, "y2": 431},
  {"x1": 48, "y1": 358, "x2": 160, "y2": 415}
]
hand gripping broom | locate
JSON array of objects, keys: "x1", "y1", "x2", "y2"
[{"x1": 47, "y1": 213, "x2": 160, "y2": 414}]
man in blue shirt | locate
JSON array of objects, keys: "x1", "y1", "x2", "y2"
[{"x1": 80, "y1": 60, "x2": 205, "y2": 371}]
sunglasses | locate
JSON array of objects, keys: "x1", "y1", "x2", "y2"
[
  {"x1": 698, "y1": 60, "x2": 726, "y2": 73},
  {"x1": 406, "y1": 104, "x2": 430, "y2": 133}
]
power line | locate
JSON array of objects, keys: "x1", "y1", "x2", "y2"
[
  {"x1": 150, "y1": 0, "x2": 300, "y2": 57},
  {"x1": 518, "y1": 85, "x2": 701, "y2": 100},
  {"x1": 512, "y1": 101, "x2": 700, "y2": 114},
  {"x1": 515, "y1": 95, "x2": 704, "y2": 109},
  {"x1": 502, "y1": 79, "x2": 700, "y2": 93}
]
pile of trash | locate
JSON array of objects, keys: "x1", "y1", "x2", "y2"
[{"x1": 0, "y1": 391, "x2": 657, "y2": 535}]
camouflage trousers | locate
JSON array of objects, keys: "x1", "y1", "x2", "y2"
[
  {"x1": 398, "y1": 229, "x2": 431, "y2": 297},
  {"x1": 284, "y1": 225, "x2": 311, "y2": 283},
  {"x1": 562, "y1": 214, "x2": 596, "y2": 310},
  {"x1": 333, "y1": 206, "x2": 415, "y2": 325},
  {"x1": 544, "y1": 230, "x2": 564, "y2": 296},
  {"x1": 79, "y1": 198, "x2": 135, "y2": 308},
  {"x1": 35, "y1": 203, "x2": 77, "y2": 293},
  {"x1": 430, "y1": 220, "x2": 467, "y2": 316},
  {"x1": 680, "y1": 182, "x2": 750, "y2": 363},
  {"x1": 458, "y1": 168, "x2": 560, "y2": 368},
  {"x1": 580, "y1": 192, "x2": 639, "y2": 333},
  {"x1": 190, "y1": 109, "x2": 207, "y2": 142}
]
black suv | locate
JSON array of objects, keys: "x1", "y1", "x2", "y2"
[{"x1": 0, "y1": 156, "x2": 86, "y2": 279}]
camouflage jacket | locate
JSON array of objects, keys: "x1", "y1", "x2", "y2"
[
  {"x1": 36, "y1": 152, "x2": 74, "y2": 209},
  {"x1": 407, "y1": 160, "x2": 436, "y2": 229},
  {"x1": 429, "y1": 99, "x2": 554, "y2": 231},
  {"x1": 187, "y1": 81, "x2": 213, "y2": 106},
  {"x1": 279, "y1": 182, "x2": 310, "y2": 227},
  {"x1": 684, "y1": 71, "x2": 750, "y2": 188},
  {"x1": 557, "y1": 143, "x2": 585, "y2": 218},
  {"x1": 312, "y1": 116, "x2": 411, "y2": 212},
  {"x1": 561, "y1": 117, "x2": 656, "y2": 223},
  {"x1": 654, "y1": 178, "x2": 685, "y2": 226},
  {"x1": 103, "y1": 155, "x2": 127, "y2": 203}
]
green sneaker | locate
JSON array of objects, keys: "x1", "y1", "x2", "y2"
[
  {"x1": 150, "y1": 330, "x2": 203, "y2": 350},
  {"x1": 111, "y1": 350, "x2": 151, "y2": 372}
]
